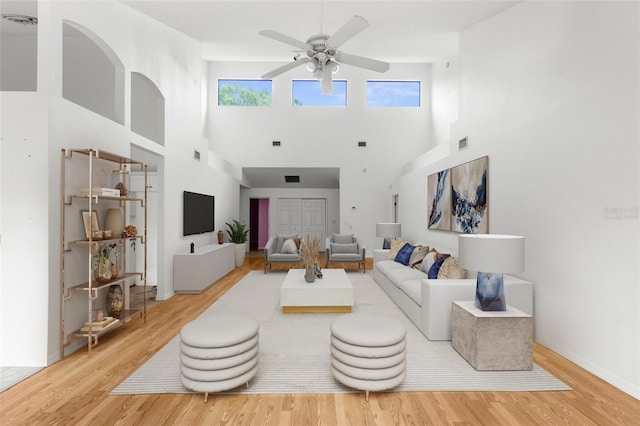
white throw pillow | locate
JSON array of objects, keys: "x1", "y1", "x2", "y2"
[{"x1": 280, "y1": 238, "x2": 298, "y2": 254}]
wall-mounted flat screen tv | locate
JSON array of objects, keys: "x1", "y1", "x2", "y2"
[{"x1": 183, "y1": 191, "x2": 215, "y2": 236}]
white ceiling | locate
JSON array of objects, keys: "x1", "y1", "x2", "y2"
[{"x1": 120, "y1": 0, "x2": 518, "y2": 63}]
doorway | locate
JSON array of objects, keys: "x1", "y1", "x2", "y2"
[{"x1": 249, "y1": 198, "x2": 269, "y2": 250}]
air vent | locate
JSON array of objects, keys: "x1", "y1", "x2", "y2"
[
  {"x1": 458, "y1": 137, "x2": 468, "y2": 151},
  {"x1": 358, "y1": 141, "x2": 367, "y2": 147},
  {"x1": 1, "y1": 14, "x2": 38, "y2": 25},
  {"x1": 272, "y1": 141, "x2": 281, "y2": 147},
  {"x1": 284, "y1": 175, "x2": 300, "y2": 183}
]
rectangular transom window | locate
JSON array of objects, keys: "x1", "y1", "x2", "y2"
[
  {"x1": 367, "y1": 81, "x2": 421, "y2": 107},
  {"x1": 292, "y1": 80, "x2": 347, "y2": 107},
  {"x1": 218, "y1": 79, "x2": 272, "y2": 106}
]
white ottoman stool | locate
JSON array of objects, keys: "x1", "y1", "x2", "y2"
[
  {"x1": 330, "y1": 313, "x2": 407, "y2": 400},
  {"x1": 179, "y1": 313, "x2": 259, "y2": 401}
]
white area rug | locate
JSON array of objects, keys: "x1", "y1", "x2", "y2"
[{"x1": 111, "y1": 271, "x2": 570, "y2": 395}]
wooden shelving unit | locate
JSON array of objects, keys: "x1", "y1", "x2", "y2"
[{"x1": 60, "y1": 148, "x2": 148, "y2": 356}]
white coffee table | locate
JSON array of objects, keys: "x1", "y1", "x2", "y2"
[{"x1": 280, "y1": 269, "x2": 354, "y2": 313}]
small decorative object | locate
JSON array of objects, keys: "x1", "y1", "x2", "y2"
[
  {"x1": 103, "y1": 229, "x2": 112, "y2": 239},
  {"x1": 300, "y1": 234, "x2": 320, "y2": 283},
  {"x1": 92, "y1": 229, "x2": 104, "y2": 240},
  {"x1": 106, "y1": 284, "x2": 124, "y2": 318},
  {"x1": 95, "y1": 308, "x2": 104, "y2": 321},
  {"x1": 81, "y1": 210, "x2": 100, "y2": 239},
  {"x1": 114, "y1": 182, "x2": 128, "y2": 197},
  {"x1": 314, "y1": 261, "x2": 323, "y2": 279},
  {"x1": 458, "y1": 234, "x2": 525, "y2": 311},
  {"x1": 94, "y1": 243, "x2": 116, "y2": 283},
  {"x1": 104, "y1": 208, "x2": 124, "y2": 238},
  {"x1": 217, "y1": 230, "x2": 224, "y2": 244},
  {"x1": 123, "y1": 225, "x2": 138, "y2": 250}
]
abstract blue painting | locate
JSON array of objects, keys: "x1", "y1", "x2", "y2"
[
  {"x1": 427, "y1": 169, "x2": 451, "y2": 230},
  {"x1": 451, "y1": 156, "x2": 488, "y2": 233}
]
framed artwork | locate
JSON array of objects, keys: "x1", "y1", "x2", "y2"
[
  {"x1": 451, "y1": 156, "x2": 488, "y2": 233},
  {"x1": 427, "y1": 169, "x2": 451, "y2": 230},
  {"x1": 81, "y1": 210, "x2": 99, "y2": 239},
  {"x1": 426, "y1": 156, "x2": 488, "y2": 233}
]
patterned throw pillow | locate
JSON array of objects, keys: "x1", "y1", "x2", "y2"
[
  {"x1": 276, "y1": 233, "x2": 298, "y2": 253},
  {"x1": 420, "y1": 250, "x2": 438, "y2": 273},
  {"x1": 394, "y1": 243, "x2": 415, "y2": 266},
  {"x1": 388, "y1": 239, "x2": 413, "y2": 259},
  {"x1": 428, "y1": 254, "x2": 451, "y2": 279},
  {"x1": 409, "y1": 245, "x2": 429, "y2": 269},
  {"x1": 438, "y1": 257, "x2": 468, "y2": 279}
]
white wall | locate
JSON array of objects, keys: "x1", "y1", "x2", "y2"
[
  {"x1": 0, "y1": 0, "x2": 241, "y2": 365},
  {"x1": 208, "y1": 62, "x2": 431, "y2": 251},
  {"x1": 397, "y1": 1, "x2": 639, "y2": 398}
]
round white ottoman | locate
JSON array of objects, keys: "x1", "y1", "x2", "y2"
[
  {"x1": 330, "y1": 313, "x2": 407, "y2": 400},
  {"x1": 179, "y1": 313, "x2": 259, "y2": 401}
]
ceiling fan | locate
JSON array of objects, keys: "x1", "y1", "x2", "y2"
[{"x1": 260, "y1": 15, "x2": 390, "y2": 95}]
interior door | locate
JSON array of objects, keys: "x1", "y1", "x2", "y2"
[
  {"x1": 302, "y1": 199, "x2": 326, "y2": 250},
  {"x1": 277, "y1": 199, "x2": 302, "y2": 236}
]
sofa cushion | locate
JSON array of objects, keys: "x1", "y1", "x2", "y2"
[
  {"x1": 386, "y1": 267, "x2": 428, "y2": 288},
  {"x1": 376, "y1": 259, "x2": 407, "y2": 276},
  {"x1": 331, "y1": 242, "x2": 359, "y2": 254},
  {"x1": 388, "y1": 239, "x2": 413, "y2": 259},
  {"x1": 332, "y1": 233, "x2": 354, "y2": 244},
  {"x1": 397, "y1": 279, "x2": 422, "y2": 306},
  {"x1": 420, "y1": 250, "x2": 437, "y2": 273},
  {"x1": 394, "y1": 243, "x2": 415, "y2": 266},
  {"x1": 438, "y1": 256, "x2": 468, "y2": 279},
  {"x1": 268, "y1": 253, "x2": 300, "y2": 261},
  {"x1": 409, "y1": 245, "x2": 429, "y2": 269},
  {"x1": 428, "y1": 255, "x2": 450, "y2": 279}
]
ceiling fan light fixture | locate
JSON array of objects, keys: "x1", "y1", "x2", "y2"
[
  {"x1": 327, "y1": 60, "x2": 340, "y2": 74},
  {"x1": 306, "y1": 61, "x2": 316, "y2": 72}
]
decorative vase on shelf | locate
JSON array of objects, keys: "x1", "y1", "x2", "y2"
[
  {"x1": 217, "y1": 230, "x2": 224, "y2": 245},
  {"x1": 106, "y1": 284, "x2": 124, "y2": 318},
  {"x1": 95, "y1": 260, "x2": 113, "y2": 283},
  {"x1": 305, "y1": 266, "x2": 316, "y2": 283},
  {"x1": 104, "y1": 208, "x2": 124, "y2": 238}
]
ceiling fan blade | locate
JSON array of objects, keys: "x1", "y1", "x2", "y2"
[
  {"x1": 321, "y1": 71, "x2": 334, "y2": 95},
  {"x1": 326, "y1": 16, "x2": 369, "y2": 49},
  {"x1": 259, "y1": 30, "x2": 311, "y2": 51},
  {"x1": 261, "y1": 58, "x2": 309, "y2": 79},
  {"x1": 334, "y1": 52, "x2": 390, "y2": 73}
]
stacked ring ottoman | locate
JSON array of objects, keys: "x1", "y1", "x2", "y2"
[
  {"x1": 179, "y1": 313, "x2": 259, "y2": 402},
  {"x1": 330, "y1": 313, "x2": 407, "y2": 400}
]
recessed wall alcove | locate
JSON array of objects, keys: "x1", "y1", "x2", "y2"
[
  {"x1": 131, "y1": 72, "x2": 165, "y2": 146},
  {"x1": 62, "y1": 20, "x2": 124, "y2": 124}
]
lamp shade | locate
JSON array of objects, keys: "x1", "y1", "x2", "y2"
[
  {"x1": 458, "y1": 234, "x2": 524, "y2": 273},
  {"x1": 376, "y1": 223, "x2": 401, "y2": 239}
]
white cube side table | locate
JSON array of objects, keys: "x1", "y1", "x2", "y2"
[{"x1": 451, "y1": 301, "x2": 533, "y2": 371}]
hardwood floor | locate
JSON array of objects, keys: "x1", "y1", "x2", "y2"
[{"x1": 1, "y1": 255, "x2": 638, "y2": 425}]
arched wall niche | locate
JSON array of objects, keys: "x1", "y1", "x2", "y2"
[
  {"x1": 62, "y1": 20, "x2": 124, "y2": 124},
  {"x1": 131, "y1": 72, "x2": 165, "y2": 146}
]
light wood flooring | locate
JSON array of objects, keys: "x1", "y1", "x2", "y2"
[{"x1": 1, "y1": 255, "x2": 638, "y2": 425}]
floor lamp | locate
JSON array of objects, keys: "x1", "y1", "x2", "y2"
[
  {"x1": 458, "y1": 234, "x2": 525, "y2": 311},
  {"x1": 376, "y1": 223, "x2": 401, "y2": 249}
]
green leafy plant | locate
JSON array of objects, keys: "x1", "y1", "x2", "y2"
[
  {"x1": 225, "y1": 220, "x2": 249, "y2": 244},
  {"x1": 94, "y1": 243, "x2": 116, "y2": 267}
]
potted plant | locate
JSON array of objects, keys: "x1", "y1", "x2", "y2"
[
  {"x1": 225, "y1": 220, "x2": 249, "y2": 266},
  {"x1": 94, "y1": 243, "x2": 116, "y2": 282}
]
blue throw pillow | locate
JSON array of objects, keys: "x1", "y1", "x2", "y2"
[
  {"x1": 428, "y1": 255, "x2": 451, "y2": 279},
  {"x1": 394, "y1": 243, "x2": 415, "y2": 266}
]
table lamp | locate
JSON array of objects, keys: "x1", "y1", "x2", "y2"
[
  {"x1": 376, "y1": 223, "x2": 401, "y2": 249},
  {"x1": 458, "y1": 234, "x2": 525, "y2": 311}
]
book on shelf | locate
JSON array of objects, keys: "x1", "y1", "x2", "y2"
[
  {"x1": 80, "y1": 187, "x2": 121, "y2": 197},
  {"x1": 81, "y1": 317, "x2": 118, "y2": 331}
]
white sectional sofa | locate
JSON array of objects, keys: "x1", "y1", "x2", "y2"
[{"x1": 372, "y1": 248, "x2": 533, "y2": 341}]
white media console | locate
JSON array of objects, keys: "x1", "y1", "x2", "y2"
[{"x1": 173, "y1": 243, "x2": 235, "y2": 293}]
